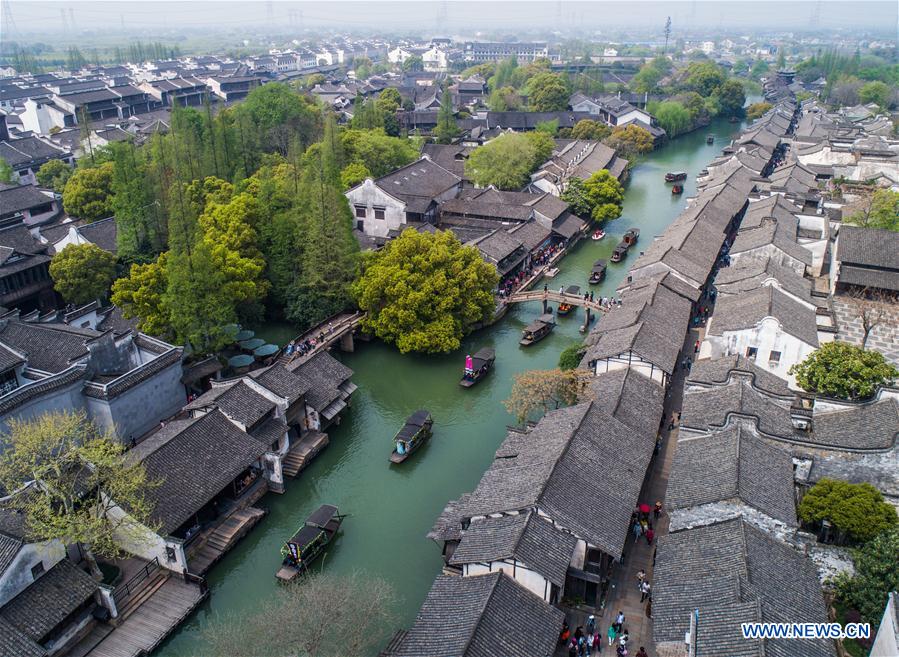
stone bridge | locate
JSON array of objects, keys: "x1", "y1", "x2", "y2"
[{"x1": 278, "y1": 311, "x2": 365, "y2": 370}]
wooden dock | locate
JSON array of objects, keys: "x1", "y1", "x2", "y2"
[
  {"x1": 79, "y1": 576, "x2": 206, "y2": 657},
  {"x1": 187, "y1": 506, "x2": 267, "y2": 575},
  {"x1": 282, "y1": 432, "x2": 329, "y2": 478}
]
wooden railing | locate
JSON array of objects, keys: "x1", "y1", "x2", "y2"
[{"x1": 112, "y1": 557, "x2": 160, "y2": 606}]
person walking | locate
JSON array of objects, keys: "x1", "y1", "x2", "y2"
[
  {"x1": 607, "y1": 623, "x2": 617, "y2": 646},
  {"x1": 632, "y1": 520, "x2": 642, "y2": 540},
  {"x1": 614, "y1": 611, "x2": 625, "y2": 633},
  {"x1": 645, "y1": 525, "x2": 655, "y2": 545},
  {"x1": 640, "y1": 581, "x2": 651, "y2": 603},
  {"x1": 654, "y1": 501, "x2": 662, "y2": 519},
  {"x1": 636, "y1": 569, "x2": 646, "y2": 590},
  {"x1": 636, "y1": 648, "x2": 649, "y2": 657},
  {"x1": 586, "y1": 614, "x2": 596, "y2": 635},
  {"x1": 593, "y1": 631, "x2": 602, "y2": 654}
]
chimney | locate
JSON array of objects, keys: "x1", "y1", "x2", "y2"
[{"x1": 790, "y1": 395, "x2": 814, "y2": 431}]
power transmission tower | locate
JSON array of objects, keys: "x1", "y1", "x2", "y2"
[
  {"x1": 60, "y1": 8, "x2": 69, "y2": 35},
  {"x1": 68, "y1": 7, "x2": 76, "y2": 30},
  {"x1": 2, "y1": 0, "x2": 20, "y2": 38}
]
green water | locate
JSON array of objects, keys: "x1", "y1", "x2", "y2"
[{"x1": 157, "y1": 118, "x2": 746, "y2": 656}]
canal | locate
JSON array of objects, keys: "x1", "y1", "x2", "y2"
[{"x1": 157, "y1": 117, "x2": 747, "y2": 656}]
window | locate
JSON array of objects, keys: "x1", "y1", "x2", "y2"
[
  {"x1": 768, "y1": 350, "x2": 781, "y2": 364},
  {"x1": 354, "y1": 205, "x2": 366, "y2": 218},
  {"x1": 30, "y1": 562, "x2": 44, "y2": 579},
  {"x1": 356, "y1": 220, "x2": 364, "y2": 231},
  {"x1": 745, "y1": 346, "x2": 758, "y2": 358},
  {"x1": 373, "y1": 206, "x2": 386, "y2": 220}
]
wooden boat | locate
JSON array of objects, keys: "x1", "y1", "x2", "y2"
[
  {"x1": 544, "y1": 267, "x2": 560, "y2": 278},
  {"x1": 671, "y1": 184, "x2": 684, "y2": 195},
  {"x1": 623, "y1": 228, "x2": 640, "y2": 246},
  {"x1": 706, "y1": 135, "x2": 715, "y2": 144},
  {"x1": 665, "y1": 171, "x2": 687, "y2": 182},
  {"x1": 520, "y1": 313, "x2": 555, "y2": 346},
  {"x1": 557, "y1": 285, "x2": 580, "y2": 316},
  {"x1": 589, "y1": 259, "x2": 606, "y2": 284},
  {"x1": 610, "y1": 243, "x2": 629, "y2": 263},
  {"x1": 460, "y1": 348, "x2": 495, "y2": 388},
  {"x1": 276, "y1": 504, "x2": 344, "y2": 582},
  {"x1": 591, "y1": 229, "x2": 606, "y2": 241},
  {"x1": 389, "y1": 410, "x2": 433, "y2": 463}
]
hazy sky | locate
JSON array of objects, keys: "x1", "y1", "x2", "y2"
[{"x1": 3, "y1": 1, "x2": 898, "y2": 37}]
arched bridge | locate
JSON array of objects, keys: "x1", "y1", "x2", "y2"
[{"x1": 504, "y1": 289, "x2": 608, "y2": 314}]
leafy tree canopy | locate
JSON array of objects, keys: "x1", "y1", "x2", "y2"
[
  {"x1": 0, "y1": 157, "x2": 13, "y2": 184},
  {"x1": 341, "y1": 129, "x2": 418, "y2": 179},
  {"x1": 582, "y1": 169, "x2": 625, "y2": 222},
  {"x1": 49, "y1": 243, "x2": 117, "y2": 305},
  {"x1": 834, "y1": 527, "x2": 899, "y2": 628},
  {"x1": 650, "y1": 100, "x2": 693, "y2": 137},
  {"x1": 859, "y1": 80, "x2": 891, "y2": 108},
  {"x1": 683, "y1": 61, "x2": 727, "y2": 96},
  {"x1": 604, "y1": 124, "x2": 654, "y2": 159},
  {"x1": 36, "y1": 159, "x2": 73, "y2": 193},
  {"x1": 111, "y1": 254, "x2": 170, "y2": 338},
  {"x1": 714, "y1": 78, "x2": 747, "y2": 118},
  {"x1": 487, "y1": 86, "x2": 523, "y2": 112},
  {"x1": 558, "y1": 344, "x2": 584, "y2": 371},
  {"x1": 526, "y1": 72, "x2": 571, "y2": 112},
  {"x1": 63, "y1": 161, "x2": 115, "y2": 222},
  {"x1": 570, "y1": 119, "x2": 611, "y2": 141},
  {"x1": 799, "y1": 478, "x2": 897, "y2": 544},
  {"x1": 352, "y1": 229, "x2": 498, "y2": 354},
  {"x1": 504, "y1": 368, "x2": 592, "y2": 423},
  {"x1": 845, "y1": 189, "x2": 899, "y2": 231},
  {"x1": 789, "y1": 342, "x2": 898, "y2": 400},
  {"x1": 746, "y1": 102, "x2": 774, "y2": 121},
  {"x1": 0, "y1": 411, "x2": 158, "y2": 579},
  {"x1": 465, "y1": 132, "x2": 538, "y2": 190},
  {"x1": 340, "y1": 162, "x2": 371, "y2": 190}
]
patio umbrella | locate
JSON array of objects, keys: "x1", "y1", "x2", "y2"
[
  {"x1": 235, "y1": 329, "x2": 255, "y2": 342},
  {"x1": 239, "y1": 338, "x2": 265, "y2": 350},
  {"x1": 227, "y1": 354, "x2": 254, "y2": 368},
  {"x1": 253, "y1": 344, "x2": 280, "y2": 358},
  {"x1": 639, "y1": 503, "x2": 651, "y2": 515}
]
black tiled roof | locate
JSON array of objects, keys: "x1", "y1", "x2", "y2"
[
  {"x1": 77, "y1": 217, "x2": 117, "y2": 254},
  {"x1": 288, "y1": 352, "x2": 353, "y2": 411},
  {"x1": 0, "y1": 616, "x2": 45, "y2": 657},
  {"x1": 837, "y1": 225, "x2": 899, "y2": 271},
  {"x1": 0, "y1": 319, "x2": 96, "y2": 373},
  {"x1": 707, "y1": 285, "x2": 819, "y2": 347},
  {"x1": 0, "y1": 137, "x2": 67, "y2": 168},
  {"x1": 653, "y1": 518, "x2": 835, "y2": 657},
  {"x1": 214, "y1": 381, "x2": 275, "y2": 429},
  {"x1": 136, "y1": 410, "x2": 268, "y2": 534},
  {"x1": 0, "y1": 184, "x2": 56, "y2": 215},
  {"x1": 687, "y1": 355, "x2": 793, "y2": 398},
  {"x1": 449, "y1": 512, "x2": 577, "y2": 587},
  {"x1": 667, "y1": 424, "x2": 798, "y2": 525},
  {"x1": 0, "y1": 559, "x2": 97, "y2": 643},
  {"x1": 250, "y1": 363, "x2": 309, "y2": 404},
  {"x1": 395, "y1": 572, "x2": 564, "y2": 657}
]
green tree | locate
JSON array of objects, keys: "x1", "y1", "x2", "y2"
[
  {"x1": 859, "y1": 80, "x2": 891, "y2": 108},
  {"x1": 845, "y1": 189, "x2": 899, "y2": 231},
  {"x1": 341, "y1": 129, "x2": 418, "y2": 178},
  {"x1": 433, "y1": 88, "x2": 460, "y2": 144},
  {"x1": 558, "y1": 344, "x2": 584, "y2": 371},
  {"x1": 524, "y1": 130, "x2": 555, "y2": 168},
  {"x1": 799, "y1": 478, "x2": 897, "y2": 544},
  {"x1": 352, "y1": 229, "x2": 498, "y2": 354},
  {"x1": 285, "y1": 117, "x2": 359, "y2": 328},
  {"x1": 62, "y1": 161, "x2": 115, "y2": 222},
  {"x1": 0, "y1": 411, "x2": 158, "y2": 580},
  {"x1": 36, "y1": 159, "x2": 73, "y2": 193},
  {"x1": 651, "y1": 101, "x2": 692, "y2": 137},
  {"x1": 340, "y1": 162, "x2": 372, "y2": 189},
  {"x1": 631, "y1": 57, "x2": 671, "y2": 94},
  {"x1": 834, "y1": 527, "x2": 899, "y2": 628},
  {"x1": 750, "y1": 60, "x2": 770, "y2": 80},
  {"x1": 234, "y1": 83, "x2": 320, "y2": 156},
  {"x1": 402, "y1": 55, "x2": 424, "y2": 72},
  {"x1": 570, "y1": 119, "x2": 611, "y2": 141},
  {"x1": 49, "y1": 243, "x2": 117, "y2": 305},
  {"x1": 487, "y1": 86, "x2": 523, "y2": 112},
  {"x1": 465, "y1": 133, "x2": 538, "y2": 190},
  {"x1": 489, "y1": 57, "x2": 519, "y2": 91},
  {"x1": 110, "y1": 142, "x2": 161, "y2": 261},
  {"x1": 714, "y1": 78, "x2": 747, "y2": 118},
  {"x1": 201, "y1": 570, "x2": 397, "y2": 657},
  {"x1": 582, "y1": 169, "x2": 625, "y2": 222},
  {"x1": 526, "y1": 72, "x2": 570, "y2": 111},
  {"x1": 560, "y1": 178, "x2": 592, "y2": 217},
  {"x1": 604, "y1": 124, "x2": 654, "y2": 158},
  {"x1": 0, "y1": 157, "x2": 13, "y2": 183},
  {"x1": 746, "y1": 102, "x2": 774, "y2": 121},
  {"x1": 111, "y1": 254, "x2": 170, "y2": 337},
  {"x1": 789, "y1": 342, "x2": 898, "y2": 400},
  {"x1": 198, "y1": 188, "x2": 270, "y2": 322},
  {"x1": 683, "y1": 61, "x2": 727, "y2": 96}
]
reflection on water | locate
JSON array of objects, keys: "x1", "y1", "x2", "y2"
[{"x1": 157, "y1": 118, "x2": 746, "y2": 656}]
